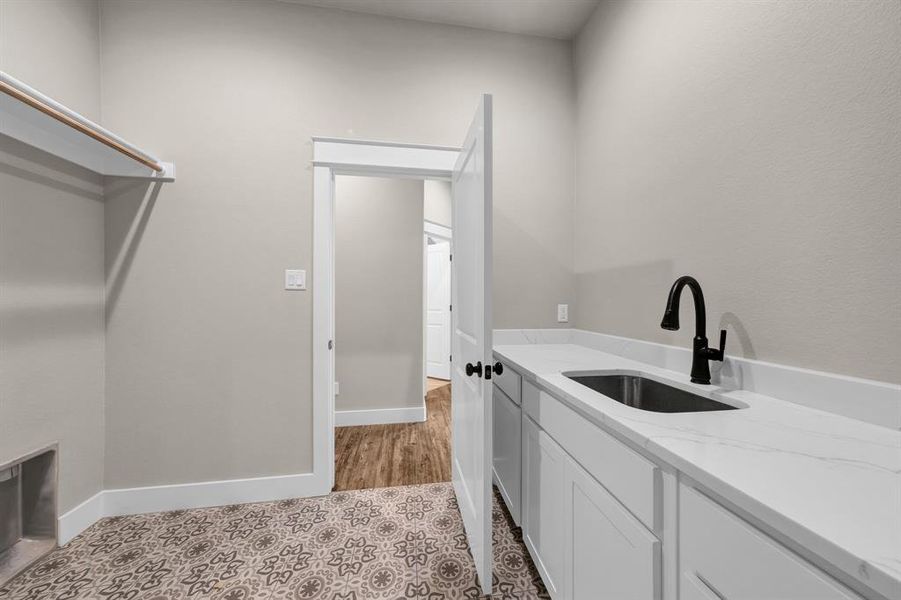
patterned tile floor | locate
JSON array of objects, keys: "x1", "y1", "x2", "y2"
[{"x1": 0, "y1": 483, "x2": 548, "y2": 599}]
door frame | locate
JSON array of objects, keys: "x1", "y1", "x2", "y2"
[
  {"x1": 311, "y1": 137, "x2": 460, "y2": 491},
  {"x1": 424, "y1": 221, "x2": 452, "y2": 240},
  {"x1": 423, "y1": 222, "x2": 452, "y2": 386}
]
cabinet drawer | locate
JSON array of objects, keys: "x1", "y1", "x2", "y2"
[
  {"x1": 492, "y1": 356, "x2": 521, "y2": 405},
  {"x1": 492, "y1": 383, "x2": 521, "y2": 525},
  {"x1": 523, "y1": 381, "x2": 659, "y2": 531},
  {"x1": 680, "y1": 484, "x2": 861, "y2": 600}
]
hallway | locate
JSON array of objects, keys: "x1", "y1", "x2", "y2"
[{"x1": 333, "y1": 380, "x2": 451, "y2": 492}]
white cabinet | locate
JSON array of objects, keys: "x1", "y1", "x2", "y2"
[
  {"x1": 495, "y1": 356, "x2": 870, "y2": 600},
  {"x1": 564, "y1": 455, "x2": 661, "y2": 600},
  {"x1": 493, "y1": 356, "x2": 521, "y2": 403},
  {"x1": 522, "y1": 414, "x2": 567, "y2": 598},
  {"x1": 680, "y1": 484, "x2": 861, "y2": 600},
  {"x1": 520, "y1": 381, "x2": 661, "y2": 600},
  {"x1": 492, "y1": 383, "x2": 521, "y2": 525},
  {"x1": 523, "y1": 383, "x2": 660, "y2": 531}
]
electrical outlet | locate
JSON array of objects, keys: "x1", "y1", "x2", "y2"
[
  {"x1": 334, "y1": 382, "x2": 339, "y2": 396},
  {"x1": 557, "y1": 303, "x2": 569, "y2": 323},
  {"x1": 285, "y1": 269, "x2": 306, "y2": 290}
]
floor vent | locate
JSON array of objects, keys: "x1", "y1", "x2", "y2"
[{"x1": 0, "y1": 445, "x2": 57, "y2": 586}]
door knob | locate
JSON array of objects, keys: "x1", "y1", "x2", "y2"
[{"x1": 465, "y1": 361, "x2": 483, "y2": 377}]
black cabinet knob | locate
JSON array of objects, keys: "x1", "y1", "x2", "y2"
[{"x1": 465, "y1": 361, "x2": 483, "y2": 377}]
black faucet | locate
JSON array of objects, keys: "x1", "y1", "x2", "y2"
[{"x1": 660, "y1": 276, "x2": 726, "y2": 385}]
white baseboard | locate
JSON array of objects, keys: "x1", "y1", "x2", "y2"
[
  {"x1": 58, "y1": 491, "x2": 105, "y2": 545},
  {"x1": 103, "y1": 472, "x2": 329, "y2": 518},
  {"x1": 335, "y1": 405, "x2": 426, "y2": 426},
  {"x1": 57, "y1": 471, "x2": 329, "y2": 546}
]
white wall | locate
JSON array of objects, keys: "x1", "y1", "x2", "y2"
[
  {"x1": 335, "y1": 176, "x2": 424, "y2": 413},
  {"x1": 424, "y1": 179, "x2": 452, "y2": 228},
  {"x1": 573, "y1": 0, "x2": 901, "y2": 383},
  {"x1": 100, "y1": 0, "x2": 575, "y2": 488},
  {"x1": 0, "y1": 0, "x2": 105, "y2": 513}
]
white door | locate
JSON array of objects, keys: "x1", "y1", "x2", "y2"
[
  {"x1": 426, "y1": 240, "x2": 451, "y2": 380},
  {"x1": 451, "y1": 93, "x2": 493, "y2": 595}
]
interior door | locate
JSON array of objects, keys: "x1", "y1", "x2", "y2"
[
  {"x1": 426, "y1": 239, "x2": 451, "y2": 380},
  {"x1": 451, "y1": 94, "x2": 493, "y2": 595}
]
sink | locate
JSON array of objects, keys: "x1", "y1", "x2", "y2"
[{"x1": 565, "y1": 374, "x2": 741, "y2": 413}]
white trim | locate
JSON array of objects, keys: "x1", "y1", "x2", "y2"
[
  {"x1": 312, "y1": 136, "x2": 461, "y2": 152},
  {"x1": 58, "y1": 491, "x2": 104, "y2": 545},
  {"x1": 57, "y1": 472, "x2": 328, "y2": 545},
  {"x1": 335, "y1": 406, "x2": 427, "y2": 427},
  {"x1": 313, "y1": 138, "x2": 458, "y2": 491},
  {"x1": 103, "y1": 472, "x2": 326, "y2": 518},
  {"x1": 313, "y1": 166, "x2": 335, "y2": 491},
  {"x1": 313, "y1": 138, "x2": 459, "y2": 178},
  {"x1": 424, "y1": 220, "x2": 452, "y2": 240},
  {"x1": 423, "y1": 233, "x2": 429, "y2": 404}
]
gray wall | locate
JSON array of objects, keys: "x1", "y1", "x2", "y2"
[
  {"x1": 8, "y1": 0, "x2": 891, "y2": 506},
  {"x1": 0, "y1": 0, "x2": 106, "y2": 513},
  {"x1": 335, "y1": 176, "x2": 424, "y2": 413},
  {"x1": 573, "y1": 0, "x2": 901, "y2": 383},
  {"x1": 424, "y1": 180, "x2": 452, "y2": 228},
  {"x1": 100, "y1": 0, "x2": 575, "y2": 487}
]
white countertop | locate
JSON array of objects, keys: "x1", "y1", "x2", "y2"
[{"x1": 493, "y1": 342, "x2": 901, "y2": 600}]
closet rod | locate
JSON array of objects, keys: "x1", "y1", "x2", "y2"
[{"x1": 0, "y1": 77, "x2": 163, "y2": 173}]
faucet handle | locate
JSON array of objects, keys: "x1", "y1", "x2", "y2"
[{"x1": 708, "y1": 329, "x2": 727, "y2": 361}]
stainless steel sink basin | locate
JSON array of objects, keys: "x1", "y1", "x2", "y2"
[{"x1": 565, "y1": 374, "x2": 740, "y2": 413}]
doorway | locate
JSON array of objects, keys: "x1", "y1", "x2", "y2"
[
  {"x1": 425, "y1": 235, "x2": 452, "y2": 384},
  {"x1": 310, "y1": 137, "x2": 460, "y2": 497},
  {"x1": 312, "y1": 98, "x2": 495, "y2": 593},
  {"x1": 330, "y1": 173, "x2": 453, "y2": 491},
  {"x1": 425, "y1": 184, "x2": 453, "y2": 386}
]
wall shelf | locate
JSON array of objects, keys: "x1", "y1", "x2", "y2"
[{"x1": 0, "y1": 71, "x2": 175, "y2": 181}]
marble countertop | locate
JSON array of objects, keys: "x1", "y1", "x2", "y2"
[{"x1": 493, "y1": 342, "x2": 901, "y2": 600}]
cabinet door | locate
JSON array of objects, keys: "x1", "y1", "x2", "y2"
[
  {"x1": 522, "y1": 383, "x2": 659, "y2": 531},
  {"x1": 564, "y1": 456, "x2": 660, "y2": 600},
  {"x1": 493, "y1": 384, "x2": 521, "y2": 525},
  {"x1": 680, "y1": 484, "x2": 861, "y2": 600},
  {"x1": 522, "y1": 415, "x2": 567, "y2": 598}
]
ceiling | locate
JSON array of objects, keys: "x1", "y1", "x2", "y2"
[{"x1": 281, "y1": 0, "x2": 601, "y2": 40}]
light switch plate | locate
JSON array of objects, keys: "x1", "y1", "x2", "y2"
[
  {"x1": 285, "y1": 269, "x2": 306, "y2": 290},
  {"x1": 557, "y1": 303, "x2": 569, "y2": 323}
]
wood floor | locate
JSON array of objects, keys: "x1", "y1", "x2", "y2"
[
  {"x1": 334, "y1": 378, "x2": 451, "y2": 491},
  {"x1": 426, "y1": 376, "x2": 450, "y2": 392}
]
